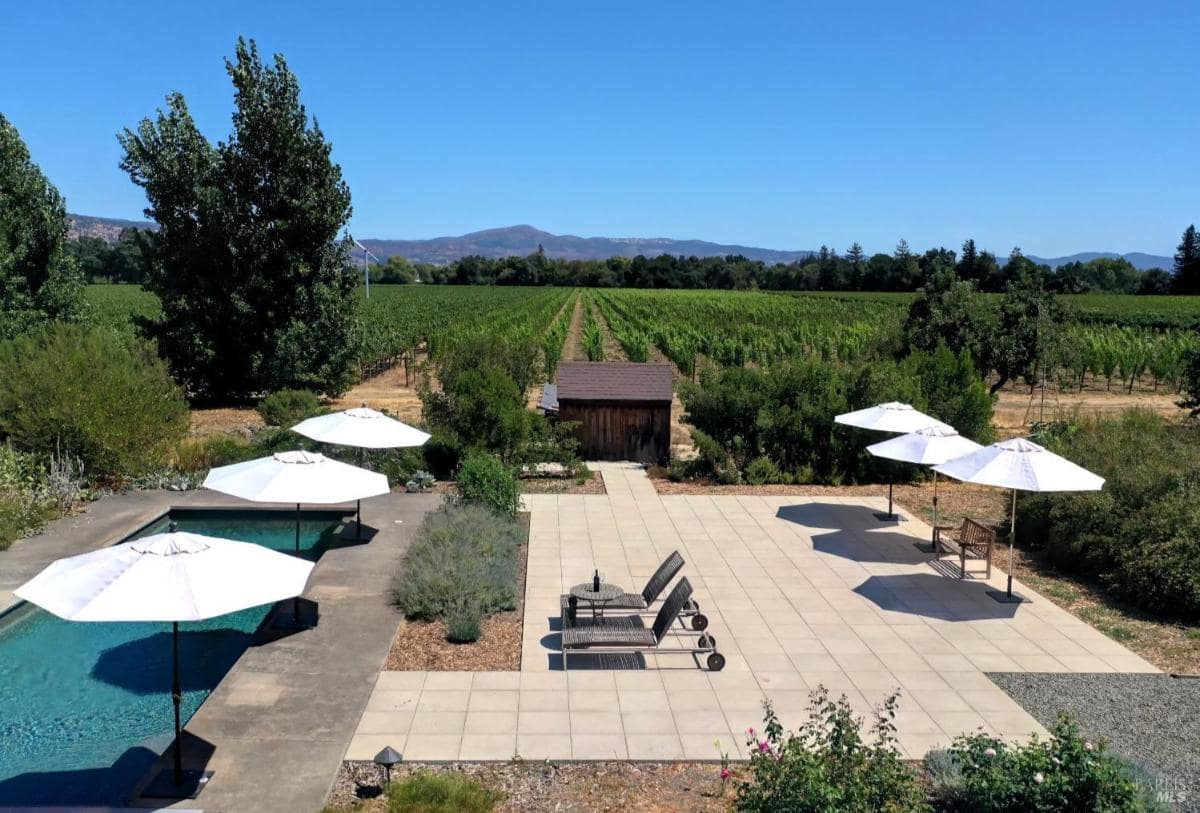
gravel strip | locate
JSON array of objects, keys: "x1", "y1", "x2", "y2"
[
  {"x1": 989, "y1": 672, "x2": 1200, "y2": 811},
  {"x1": 327, "y1": 760, "x2": 734, "y2": 812}
]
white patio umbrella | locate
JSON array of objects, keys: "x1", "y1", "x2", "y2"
[
  {"x1": 835, "y1": 402, "x2": 944, "y2": 520},
  {"x1": 14, "y1": 526, "x2": 314, "y2": 793},
  {"x1": 867, "y1": 425, "x2": 983, "y2": 547},
  {"x1": 934, "y1": 437, "x2": 1104, "y2": 601},
  {"x1": 203, "y1": 451, "x2": 389, "y2": 619},
  {"x1": 290, "y1": 406, "x2": 429, "y2": 536},
  {"x1": 291, "y1": 406, "x2": 430, "y2": 449}
]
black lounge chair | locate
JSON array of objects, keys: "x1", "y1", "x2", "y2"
[
  {"x1": 561, "y1": 577, "x2": 724, "y2": 671},
  {"x1": 560, "y1": 550, "x2": 707, "y2": 629}
]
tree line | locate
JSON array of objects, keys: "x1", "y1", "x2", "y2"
[{"x1": 369, "y1": 232, "x2": 1200, "y2": 295}]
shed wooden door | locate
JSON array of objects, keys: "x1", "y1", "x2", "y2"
[{"x1": 558, "y1": 402, "x2": 670, "y2": 465}]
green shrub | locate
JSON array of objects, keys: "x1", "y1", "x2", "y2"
[
  {"x1": 174, "y1": 434, "x2": 257, "y2": 472},
  {"x1": 386, "y1": 771, "x2": 501, "y2": 813},
  {"x1": 444, "y1": 597, "x2": 483, "y2": 643},
  {"x1": 900, "y1": 343, "x2": 995, "y2": 444},
  {"x1": 0, "y1": 323, "x2": 189, "y2": 478},
  {"x1": 746, "y1": 456, "x2": 783, "y2": 485},
  {"x1": 257, "y1": 388, "x2": 322, "y2": 427},
  {"x1": 391, "y1": 503, "x2": 522, "y2": 628},
  {"x1": 1017, "y1": 409, "x2": 1200, "y2": 620},
  {"x1": 0, "y1": 444, "x2": 81, "y2": 549},
  {"x1": 455, "y1": 453, "x2": 521, "y2": 517},
  {"x1": 734, "y1": 688, "x2": 929, "y2": 812},
  {"x1": 930, "y1": 716, "x2": 1156, "y2": 812}
]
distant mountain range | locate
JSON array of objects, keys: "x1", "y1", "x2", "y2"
[
  {"x1": 67, "y1": 213, "x2": 155, "y2": 242},
  {"x1": 67, "y1": 215, "x2": 1174, "y2": 270}
]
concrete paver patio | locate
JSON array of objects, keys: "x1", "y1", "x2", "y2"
[{"x1": 349, "y1": 463, "x2": 1157, "y2": 763}]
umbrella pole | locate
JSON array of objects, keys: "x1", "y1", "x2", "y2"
[
  {"x1": 931, "y1": 470, "x2": 938, "y2": 549},
  {"x1": 356, "y1": 499, "x2": 362, "y2": 539},
  {"x1": 888, "y1": 477, "x2": 895, "y2": 520},
  {"x1": 1007, "y1": 489, "x2": 1017, "y2": 598},
  {"x1": 171, "y1": 621, "x2": 183, "y2": 785},
  {"x1": 294, "y1": 504, "x2": 301, "y2": 623}
]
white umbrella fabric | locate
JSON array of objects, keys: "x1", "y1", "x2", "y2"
[
  {"x1": 15, "y1": 527, "x2": 314, "y2": 792},
  {"x1": 290, "y1": 407, "x2": 428, "y2": 535},
  {"x1": 203, "y1": 451, "x2": 389, "y2": 620},
  {"x1": 835, "y1": 402, "x2": 944, "y2": 520},
  {"x1": 291, "y1": 406, "x2": 430, "y2": 449},
  {"x1": 867, "y1": 425, "x2": 983, "y2": 547},
  {"x1": 934, "y1": 437, "x2": 1104, "y2": 601}
]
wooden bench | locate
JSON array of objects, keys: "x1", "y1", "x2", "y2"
[{"x1": 933, "y1": 518, "x2": 995, "y2": 579}]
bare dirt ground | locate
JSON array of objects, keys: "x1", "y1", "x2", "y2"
[
  {"x1": 564, "y1": 293, "x2": 588, "y2": 362},
  {"x1": 332, "y1": 360, "x2": 426, "y2": 424},
  {"x1": 328, "y1": 761, "x2": 738, "y2": 812},
  {"x1": 992, "y1": 381, "x2": 1184, "y2": 433},
  {"x1": 188, "y1": 407, "x2": 264, "y2": 438}
]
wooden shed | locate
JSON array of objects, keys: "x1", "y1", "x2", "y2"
[{"x1": 550, "y1": 362, "x2": 674, "y2": 465}]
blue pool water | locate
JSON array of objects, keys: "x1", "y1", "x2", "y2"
[{"x1": 0, "y1": 510, "x2": 343, "y2": 806}]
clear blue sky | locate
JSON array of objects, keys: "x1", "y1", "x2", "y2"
[{"x1": 3, "y1": 1, "x2": 1197, "y2": 256}]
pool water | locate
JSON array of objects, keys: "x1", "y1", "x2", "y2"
[{"x1": 0, "y1": 510, "x2": 342, "y2": 806}]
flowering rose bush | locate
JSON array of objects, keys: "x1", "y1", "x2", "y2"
[
  {"x1": 733, "y1": 687, "x2": 929, "y2": 812},
  {"x1": 930, "y1": 715, "x2": 1161, "y2": 812}
]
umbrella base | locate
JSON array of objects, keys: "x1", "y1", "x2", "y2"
[
  {"x1": 142, "y1": 768, "x2": 213, "y2": 799},
  {"x1": 873, "y1": 512, "x2": 902, "y2": 523},
  {"x1": 986, "y1": 589, "x2": 1029, "y2": 604}
]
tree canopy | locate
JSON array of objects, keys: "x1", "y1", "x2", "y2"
[
  {"x1": 119, "y1": 37, "x2": 358, "y2": 401},
  {"x1": 0, "y1": 114, "x2": 85, "y2": 338}
]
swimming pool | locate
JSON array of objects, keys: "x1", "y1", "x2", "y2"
[{"x1": 0, "y1": 509, "x2": 345, "y2": 807}]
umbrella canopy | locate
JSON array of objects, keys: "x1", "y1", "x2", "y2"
[
  {"x1": 15, "y1": 527, "x2": 314, "y2": 792},
  {"x1": 836, "y1": 402, "x2": 945, "y2": 521},
  {"x1": 834, "y1": 401, "x2": 944, "y2": 434},
  {"x1": 932, "y1": 437, "x2": 1105, "y2": 492},
  {"x1": 868, "y1": 426, "x2": 983, "y2": 547},
  {"x1": 291, "y1": 407, "x2": 430, "y2": 450},
  {"x1": 15, "y1": 531, "x2": 314, "y2": 622},
  {"x1": 867, "y1": 424, "x2": 982, "y2": 466},
  {"x1": 202, "y1": 451, "x2": 389, "y2": 505},
  {"x1": 933, "y1": 437, "x2": 1104, "y2": 600}
]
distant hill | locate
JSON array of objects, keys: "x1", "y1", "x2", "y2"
[
  {"x1": 67, "y1": 215, "x2": 1175, "y2": 270},
  {"x1": 1026, "y1": 251, "x2": 1172, "y2": 271},
  {"x1": 68, "y1": 213, "x2": 155, "y2": 242},
  {"x1": 359, "y1": 225, "x2": 816, "y2": 265}
]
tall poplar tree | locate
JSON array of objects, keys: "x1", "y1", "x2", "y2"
[
  {"x1": 0, "y1": 115, "x2": 85, "y2": 338},
  {"x1": 119, "y1": 38, "x2": 358, "y2": 401}
]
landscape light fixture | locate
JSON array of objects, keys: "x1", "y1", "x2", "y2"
[{"x1": 373, "y1": 745, "x2": 403, "y2": 786}]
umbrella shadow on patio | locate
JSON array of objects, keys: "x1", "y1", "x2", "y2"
[
  {"x1": 90, "y1": 628, "x2": 255, "y2": 695},
  {"x1": 853, "y1": 573, "x2": 1021, "y2": 622},
  {"x1": 776, "y1": 502, "x2": 908, "y2": 530},
  {"x1": 812, "y1": 529, "x2": 933, "y2": 566}
]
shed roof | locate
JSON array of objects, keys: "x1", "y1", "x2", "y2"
[{"x1": 556, "y1": 362, "x2": 674, "y2": 403}]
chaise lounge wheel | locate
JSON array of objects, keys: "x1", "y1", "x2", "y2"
[
  {"x1": 683, "y1": 599, "x2": 700, "y2": 614},
  {"x1": 698, "y1": 633, "x2": 716, "y2": 649},
  {"x1": 690, "y1": 613, "x2": 709, "y2": 631},
  {"x1": 707, "y1": 652, "x2": 726, "y2": 671}
]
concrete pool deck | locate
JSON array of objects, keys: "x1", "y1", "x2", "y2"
[
  {"x1": 0, "y1": 488, "x2": 438, "y2": 813},
  {"x1": 347, "y1": 463, "x2": 1157, "y2": 764}
]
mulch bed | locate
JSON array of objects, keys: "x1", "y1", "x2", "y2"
[
  {"x1": 328, "y1": 760, "x2": 736, "y2": 812},
  {"x1": 384, "y1": 616, "x2": 523, "y2": 671},
  {"x1": 384, "y1": 514, "x2": 529, "y2": 672},
  {"x1": 520, "y1": 470, "x2": 607, "y2": 494}
]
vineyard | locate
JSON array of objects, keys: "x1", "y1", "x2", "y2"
[{"x1": 84, "y1": 285, "x2": 1200, "y2": 395}]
